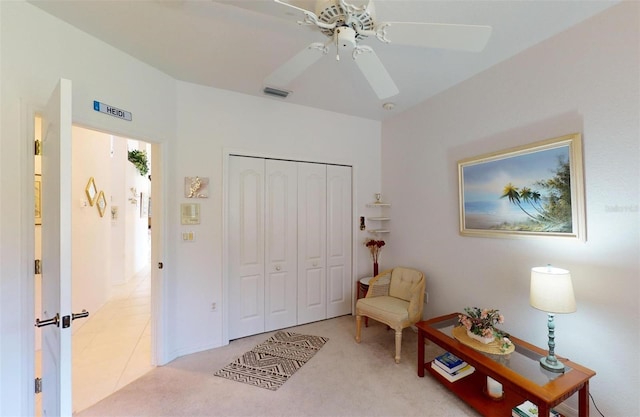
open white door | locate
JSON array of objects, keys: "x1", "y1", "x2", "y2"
[{"x1": 38, "y1": 79, "x2": 73, "y2": 416}]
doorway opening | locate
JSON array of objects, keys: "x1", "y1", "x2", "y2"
[{"x1": 34, "y1": 119, "x2": 156, "y2": 414}]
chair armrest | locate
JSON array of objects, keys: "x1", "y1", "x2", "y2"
[
  {"x1": 406, "y1": 280, "x2": 425, "y2": 323},
  {"x1": 365, "y1": 270, "x2": 392, "y2": 298}
]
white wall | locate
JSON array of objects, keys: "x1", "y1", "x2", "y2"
[
  {"x1": 71, "y1": 127, "x2": 112, "y2": 320},
  {"x1": 382, "y1": 3, "x2": 639, "y2": 416},
  {"x1": 70, "y1": 127, "x2": 150, "y2": 325},
  {"x1": 110, "y1": 136, "x2": 128, "y2": 286},
  {"x1": 124, "y1": 140, "x2": 151, "y2": 281},
  {"x1": 0, "y1": 2, "x2": 381, "y2": 415},
  {"x1": 166, "y1": 82, "x2": 381, "y2": 357},
  {"x1": 1, "y1": 2, "x2": 175, "y2": 415}
]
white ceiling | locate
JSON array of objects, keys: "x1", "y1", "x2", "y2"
[{"x1": 29, "y1": 0, "x2": 618, "y2": 121}]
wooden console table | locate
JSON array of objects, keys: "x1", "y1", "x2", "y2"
[{"x1": 417, "y1": 313, "x2": 595, "y2": 417}]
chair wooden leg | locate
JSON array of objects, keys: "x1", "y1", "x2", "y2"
[
  {"x1": 394, "y1": 329, "x2": 402, "y2": 364},
  {"x1": 355, "y1": 315, "x2": 362, "y2": 343}
]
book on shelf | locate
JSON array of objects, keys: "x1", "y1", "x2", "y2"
[
  {"x1": 512, "y1": 400, "x2": 560, "y2": 417},
  {"x1": 433, "y1": 352, "x2": 467, "y2": 373},
  {"x1": 430, "y1": 361, "x2": 475, "y2": 382}
]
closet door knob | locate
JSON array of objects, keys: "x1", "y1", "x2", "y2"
[{"x1": 275, "y1": 265, "x2": 281, "y2": 271}]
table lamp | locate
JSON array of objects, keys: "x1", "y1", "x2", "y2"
[{"x1": 529, "y1": 266, "x2": 576, "y2": 373}]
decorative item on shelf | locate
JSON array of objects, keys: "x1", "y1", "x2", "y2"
[
  {"x1": 456, "y1": 307, "x2": 513, "y2": 354},
  {"x1": 366, "y1": 195, "x2": 390, "y2": 234},
  {"x1": 127, "y1": 149, "x2": 149, "y2": 176},
  {"x1": 184, "y1": 176, "x2": 209, "y2": 198},
  {"x1": 530, "y1": 265, "x2": 576, "y2": 373},
  {"x1": 485, "y1": 376, "x2": 503, "y2": 400},
  {"x1": 364, "y1": 238, "x2": 385, "y2": 276}
]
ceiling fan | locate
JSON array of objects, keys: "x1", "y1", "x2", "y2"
[{"x1": 265, "y1": 0, "x2": 492, "y2": 100}]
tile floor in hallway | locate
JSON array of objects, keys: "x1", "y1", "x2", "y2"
[
  {"x1": 36, "y1": 265, "x2": 154, "y2": 415},
  {"x1": 72, "y1": 265, "x2": 154, "y2": 413}
]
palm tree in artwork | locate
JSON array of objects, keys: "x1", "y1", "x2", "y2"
[
  {"x1": 520, "y1": 187, "x2": 560, "y2": 222},
  {"x1": 501, "y1": 183, "x2": 538, "y2": 220},
  {"x1": 499, "y1": 158, "x2": 573, "y2": 232}
]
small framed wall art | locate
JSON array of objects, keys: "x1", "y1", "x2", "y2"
[
  {"x1": 96, "y1": 190, "x2": 107, "y2": 218},
  {"x1": 181, "y1": 203, "x2": 200, "y2": 225},
  {"x1": 184, "y1": 176, "x2": 209, "y2": 198},
  {"x1": 85, "y1": 177, "x2": 98, "y2": 206}
]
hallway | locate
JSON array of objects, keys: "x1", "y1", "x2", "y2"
[{"x1": 67, "y1": 265, "x2": 153, "y2": 413}]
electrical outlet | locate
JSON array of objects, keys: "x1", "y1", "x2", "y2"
[
  {"x1": 424, "y1": 292, "x2": 429, "y2": 304},
  {"x1": 211, "y1": 302, "x2": 216, "y2": 311}
]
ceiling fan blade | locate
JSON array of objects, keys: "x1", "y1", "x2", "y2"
[
  {"x1": 380, "y1": 22, "x2": 492, "y2": 52},
  {"x1": 265, "y1": 43, "x2": 326, "y2": 87},
  {"x1": 273, "y1": 0, "x2": 315, "y2": 16},
  {"x1": 353, "y1": 47, "x2": 399, "y2": 100}
]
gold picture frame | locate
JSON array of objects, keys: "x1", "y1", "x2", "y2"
[
  {"x1": 85, "y1": 177, "x2": 98, "y2": 206},
  {"x1": 96, "y1": 190, "x2": 107, "y2": 217},
  {"x1": 458, "y1": 133, "x2": 585, "y2": 241}
]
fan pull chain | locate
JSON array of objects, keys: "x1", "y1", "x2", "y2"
[{"x1": 336, "y1": 33, "x2": 340, "y2": 61}]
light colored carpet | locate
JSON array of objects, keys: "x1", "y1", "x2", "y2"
[{"x1": 76, "y1": 315, "x2": 478, "y2": 416}]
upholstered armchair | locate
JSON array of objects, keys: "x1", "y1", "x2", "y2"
[{"x1": 355, "y1": 267, "x2": 425, "y2": 363}]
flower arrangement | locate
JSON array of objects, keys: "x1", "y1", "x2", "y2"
[
  {"x1": 458, "y1": 307, "x2": 512, "y2": 352},
  {"x1": 364, "y1": 238, "x2": 385, "y2": 276},
  {"x1": 365, "y1": 238, "x2": 385, "y2": 263}
]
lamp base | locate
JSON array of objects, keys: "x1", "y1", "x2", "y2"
[{"x1": 540, "y1": 356, "x2": 565, "y2": 373}]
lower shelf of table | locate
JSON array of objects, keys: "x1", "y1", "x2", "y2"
[{"x1": 425, "y1": 362, "x2": 528, "y2": 417}]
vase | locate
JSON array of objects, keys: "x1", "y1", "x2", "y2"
[
  {"x1": 467, "y1": 329, "x2": 494, "y2": 344},
  {"x1": 373, "y1": 262, "x2": 379, "y2": 276}
]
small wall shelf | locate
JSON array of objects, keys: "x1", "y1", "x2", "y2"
[{"x1": 366, "y1": 200, "x2": 390, "y2": 234}]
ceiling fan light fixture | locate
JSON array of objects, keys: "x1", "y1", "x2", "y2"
[
  {"x1": 336, "y1": 27, "x2": 356, "y2": 50},
  {"x1": 382, "y1": 102, "x2": 395, "y2": 110},
  {"x1": 263, "y1": 86, "x2": 291, "y2": 98}
]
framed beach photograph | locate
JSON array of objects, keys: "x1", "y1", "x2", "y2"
[{"x1": 458, "y1": 133, "x2": 585, "y2": 241}]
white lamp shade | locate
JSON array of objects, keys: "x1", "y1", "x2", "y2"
[{"x1": 530, "y1": 266, "x2": 576, "y2": 313}]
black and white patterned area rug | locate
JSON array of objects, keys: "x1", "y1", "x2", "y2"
[{"x1": 214, "y1": 331, "x2": 329, "y2": 391}]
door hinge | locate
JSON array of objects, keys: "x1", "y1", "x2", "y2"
[
  {"x1": 35, "y1": 377, "x2": 42, "y2": 394},
  {"x1": 34, "y1": 140, "x2": 42, "y2": 156},
  {"x1": 35, "y1": 259, "x2": 41, "y2": 275}
]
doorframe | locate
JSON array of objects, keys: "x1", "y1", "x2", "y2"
[
  {"x1": 221, "y1": 148, "x2": 359, "y2": 346},
  {"x1": 21, "y1": 103, "x2": 169, "y2": 415}
]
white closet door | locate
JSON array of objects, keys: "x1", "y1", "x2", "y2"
[
  {"x1": 297, "y1": 162, "x2": 327, "y2": 324},
  {"x1": 229, "y1": 156, "x2": 265, "y2": 339},
  {"x1": 326, "y1": 165, "x2": 352, "y2": 318},
  {"x1": 265, "y1": 159, "x2": 298, "y2": 331}
]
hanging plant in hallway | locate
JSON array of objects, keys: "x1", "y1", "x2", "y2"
[{"x1": 128, "y1": 149, "x2": 149, "y2": 176}]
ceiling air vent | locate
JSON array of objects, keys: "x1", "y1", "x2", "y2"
[{"x1": 263, "y1": 87, "x2": 290, "y2": 98}]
